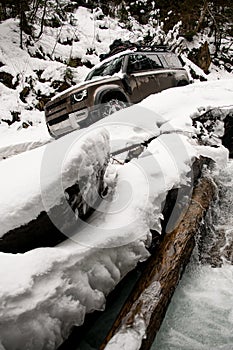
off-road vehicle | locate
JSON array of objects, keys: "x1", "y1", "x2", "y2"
[{"x1": 45, "y1": 46, "x2": 189, "y2": 137}]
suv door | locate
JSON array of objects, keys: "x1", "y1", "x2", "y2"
[{"x1": 126, "y1": 53, "x2": 174, "y2": 101}]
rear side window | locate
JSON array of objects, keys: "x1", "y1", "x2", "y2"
[
  {"x1": 127, "y1": 53, "x2": 163, "y2": 74},
  {"x1": 162, "y1": 53, "x2": 183, "y2": 68},
  {"x1": 85, "y1": 56, "x2": 124, "y2": 81}
]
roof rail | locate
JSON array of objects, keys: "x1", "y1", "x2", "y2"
[
  {"x1": 100, "y1": 43, "x2": 135, "y2": 61},
  {"x1": 100, "y1": 41, "x2": 170, "y2": 61},
  {"x1": 136, "y1": 45, "x2": 169, "y2": 52}
]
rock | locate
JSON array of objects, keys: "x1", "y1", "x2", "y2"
[
  {"x1": 68, "y1": 57, "x2": 83, "y2": 68},
  {"x1": 51, "y1": 80, "x2": 71, "y2": 92},
  {"x1": 0, "y1": 72, "x2": 16, "y2": 89},
  {"x1": 188, "y1": 41, "x2": 211, "y2": 74},
  {"x1": 36, "y1": 96, "x2": 52, "y2": 111},
  {"x1": 1, "y1": 111, "x2": 21, "y2": 125},
  {"x1": 222, "y1": 114, "x2": 233, "y2": 158},
  {"x1": 20, "y1": 86, "x2": 30, "y2": 103}
]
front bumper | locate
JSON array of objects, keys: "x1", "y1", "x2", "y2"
[{"x1": 47, "y1": 108, "x2": 89, "y2": 138}]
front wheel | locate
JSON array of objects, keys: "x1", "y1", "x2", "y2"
[{"x1": 101, "y1": 99, "x2": 128, "y2": 118}]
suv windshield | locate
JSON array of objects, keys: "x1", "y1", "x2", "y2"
[{"x1": 85, "y1": 56, "x2": 124, "y2": 81}]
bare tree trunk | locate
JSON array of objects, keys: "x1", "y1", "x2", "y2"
[
  {"x1": 35, "y1": 0, "x2": 47, "y2": 39},
  {"x1": 19, "y1": 1, "x2": 23, "y2": 49},
  {"x1": 29, "y1": 0, "x2": 40, "y2": 22},
  {"x1": 196, "y1": 0, "x2": 209, "y2": 32}
]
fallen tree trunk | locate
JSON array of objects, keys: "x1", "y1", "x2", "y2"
[{"x1": 100, "y1": 176, "x2": 216, "y2": 350}]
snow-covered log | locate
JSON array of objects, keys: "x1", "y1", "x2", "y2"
[{"x1": 100, "y1": 175, "x2": 216, "y2": 350}]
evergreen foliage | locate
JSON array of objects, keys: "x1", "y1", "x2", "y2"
[{"x1": 0, "y1": 0, "x2": 232, "y2": 70}]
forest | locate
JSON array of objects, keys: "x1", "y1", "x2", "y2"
[{"x1": 0, "y1": 0, "x2": 232, "y2": 64}]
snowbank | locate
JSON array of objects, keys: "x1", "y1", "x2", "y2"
[
  {"x1": 1, "y1": 79, "x2": 232, "y2": 161},
  {"x1": 0, "y1": 242, "x2": 149, "y2": 350},
  {"x1": 0, "y1": 2, "x2": 232, "y2": 160},
  {"x1": 0, "y1": 5, "x2": 159, "y2": 155},
  {"x1": 0, "y1": 127, "x2": 109, "y2": 237},
  {"x1": 139, "y1": 79, "x2": 233, "y2": 125}
]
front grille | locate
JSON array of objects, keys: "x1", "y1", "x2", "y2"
[
  {"x1": 46, "y1": 98, "x2": 67, "y2": 112},
  {"x1": 48, "y1": 114, "x2": 69, "y2": 126}
]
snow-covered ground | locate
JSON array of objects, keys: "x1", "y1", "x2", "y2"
[
  {"x1": 0, "y1": 79, "x2": 232, "y2": 349},
  {"x1": 0, "y1": 6, "x2": 232, "y2": 161},
  {"x1": 0, "y1": 6, "x2": 163, "y2": 154}
]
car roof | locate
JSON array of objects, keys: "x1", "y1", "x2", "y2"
[{"x1": 91, "y1": 47, "x2": 172, "y2": 69}]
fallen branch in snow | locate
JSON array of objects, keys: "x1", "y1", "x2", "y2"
[{"x1": 100, "y1": 175, "x2": 216, "y2": 350}]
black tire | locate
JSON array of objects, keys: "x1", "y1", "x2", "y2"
[{"x1": 177, "y1": 80, "x2": 189, "y2": 87}]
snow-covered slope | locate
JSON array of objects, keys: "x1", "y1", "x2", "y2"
[
  {"x1": 0, "y1": 7, "x2": 153, "y2": 125},
  {"x1": 0, "y1": 5, "x2": 232, "y2": 161}
]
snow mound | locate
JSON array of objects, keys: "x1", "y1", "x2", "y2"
[
  {"x1": 140, "y1": 79, "x2": 233, "y2": 125},
  {"x1": 0, "y1": 119, "x2": 198, "y2": 349},
  {"x1": 0, "y1": 242, "x2": 149, "y2": 350},
  {"x1": 0, "y1": 127, "x2": 109, "y2": 237}
]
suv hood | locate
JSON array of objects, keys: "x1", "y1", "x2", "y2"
[{"x1": 51, "y1": 75, "x2": 122, "y2": 102}]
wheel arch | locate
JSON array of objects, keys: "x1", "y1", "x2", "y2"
[
  {"x1": 177, "y1": 79, "x2": 189, "y2": 87},
  {"x1": 94, "y1": 86, "x2": 129, "y2": 105}
]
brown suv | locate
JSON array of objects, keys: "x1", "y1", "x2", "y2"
[{"x1": 45, "y1": 47, "x2": 189, "y2": 137}]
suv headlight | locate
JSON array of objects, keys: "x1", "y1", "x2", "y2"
[{"x1": 71, "y1": 89, "x2": 88, "y2": 104}]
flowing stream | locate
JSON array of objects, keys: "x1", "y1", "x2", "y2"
[
  {"x1": 61, "y1": 161, "x2": 233, "y2": 350},
  {"x1": 152, "y1": 160, "x2": 233, "y2": 350}
]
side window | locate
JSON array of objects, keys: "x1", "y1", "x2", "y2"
[
  {"x1": 127, "y1": 54, "x2": 163, "y2": 74},
  {"x1": 163, "y1": 53, "x2": 182, "y2": 68},
  {"x1": 158, "y1": 55, "x2": 168, "y2": 68},
  {"x1": 127, "y1": 54, "x2": 151, "y2": 73},
  {"x1": 148, "y1": 54, "x2": 163, "y2": 69}
]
